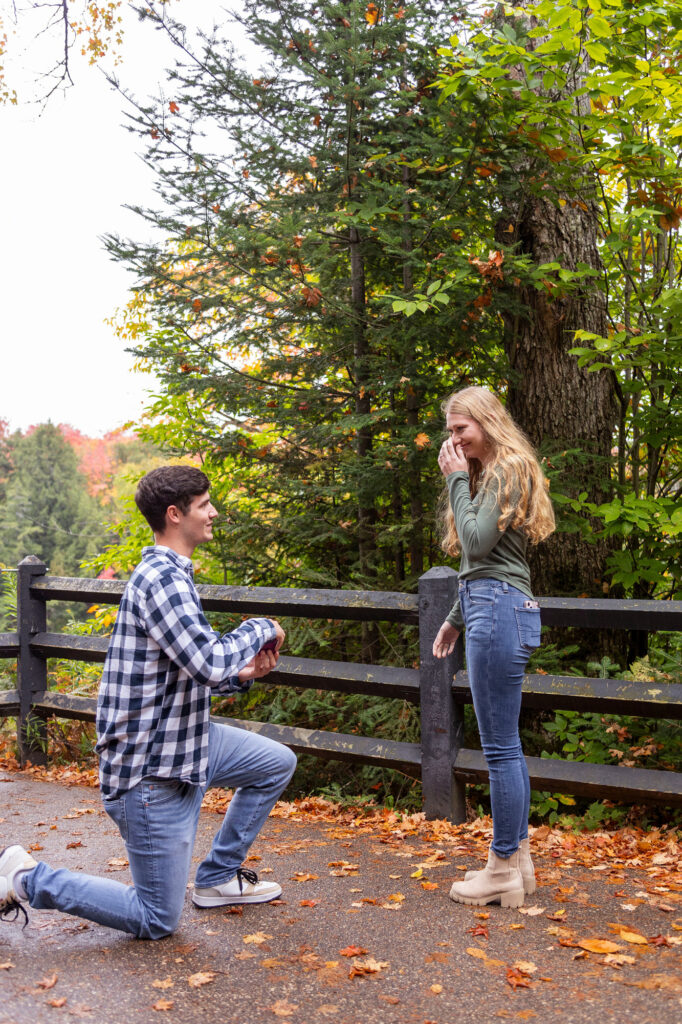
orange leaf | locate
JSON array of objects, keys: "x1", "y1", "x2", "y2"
[
  {"x1": 414, "y1": 433, "x2": 431, "y2": 449},
  {"x1": 46, "y1": 998, "x2": 67, "y2": 1008},
  {"x1": 506, "y1": 967, "x2": 532, "y2": 990},
  {"x1": 187, "y1": 971, "x2": 216, "y2": 987},
  {"x1": 37, "y1": 974, "x2": 58, "y2": 990},
  {"x1": 578, "y1": 939, "x2": 621, "y2": 954},
  {"x1": 365, "y1": 4, "x2": 380, "y2": 26},
  {"x1": 421, "y1": 881, "x2": 439, "y2": 891},
  {"x1": 299, "y1": 899, "x2": 319, "y2": 907},
  {"x1": 153, "y1": 999, "x2": 174, "y2": 1011},
  {"x1": 169, "y1": 101, "x2": 179, "y2": 113},
  {"x1": 192, "y1": 298, "x2": 202, "y2": 312},
  {"x1": 340, "y1": 945, "x2": 368, "y2": 957}
]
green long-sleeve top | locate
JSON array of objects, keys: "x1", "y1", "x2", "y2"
[{"x1": 445, "y1": 469, "x2": 533, "y2": 630}]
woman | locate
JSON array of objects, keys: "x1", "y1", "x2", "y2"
[{"x1": 433, "y1": 386, "x2": 555, "y2": 908}]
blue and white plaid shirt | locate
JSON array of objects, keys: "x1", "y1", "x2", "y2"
[{"x1": 96, "y1": 545, "x2": 275, "y2": 799}]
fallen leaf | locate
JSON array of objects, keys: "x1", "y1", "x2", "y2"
[
  {"x1": 46, "y1": 997, "x2": 67, "y2": 1008},
  {"x1": 38, "y1": 974, "x2": 58, "y2": 990},
  {"x1": 269, "y1": 999, "x2": 299, "y2": 1016},
  {"x1": 291, "y1": 872, "x2": 318, "y2": 882},
  {"x1": 625, "y1": 973, "x2": 682, "y2": 992},
  {"x1": 340, "y1": 945, "x2": 368, "y2": 958},
  {"x1": 243, "y1": 932, "x2": 273, "y2": 944},
  {"x1": 466, "y1": 947, "x2": 487, "y2": 960},
  {"x1": 260, "y1": 958, "x2": 285, "y2": 969},
  {"x1": 600, "y1": 954, "x2": 636, "y2": 969},
  {"x1": 474, "y1": 912, "x2": 490, "y2": 919},
  {"x1": 152, "y1": 999, "x2": 174, "y2": 1012},
  {"x1": 234, "y1": 951, "x2": 258, "y2": 960},
  {"x1": 410, "y1": 868, "x2": 424, "y2": 879},
  {"x1": 578, "y1": 939, "x2": 622, "y2": 954},
  {"x1": 378, "y1": 994, "x2": 400, "y2": 1005},
  {"x1": 386, "y1": 893, "x2": 405, "y2": 902},
  {"x1": 187, "y1": 971, "x2": 216, "y2": 987},
  {"x1": 106, "y1": 857, "x2": 128, "y2": 870},
  {"x1": 300, "y1": 900, "x2": 319, "y2": 907},
  {"x1": 430, "y1": 984, "x2": 443, "y2": 994},
  {"x1": 617, "y1": 929, "x2": 648, "y2": 945},
  {"x1": 66, "y1": 841, "x2": 83, "y2": 849},
  {"x1": 518, "y1": 906, "x2": 545, "y2": 916},
  {"x1": 0, "y1": 963, "x2": 14, "y2": 970},
  {"x1": 506, "y1": 967, "x2": 532, "y2": 990},
  {"x1": 152, "y1": 978, "x2": 174, "y2": 990},
  {"x1": 512, "y1": 961, "x2": 537, "y2": 974},
  {"x1": 421, "y1": 881, "x2": 439, "y2": 891},
  {"x1": 348, "y1": 957, "x2": 389, "y2": 978}
]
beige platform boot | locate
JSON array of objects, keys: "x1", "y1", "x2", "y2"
[
  {"x1": 464, "y1": 837, "x2": 536, "y2": 895},
  {"x1": 449, "y1": 847, "x2": 524, "y2": 908}
]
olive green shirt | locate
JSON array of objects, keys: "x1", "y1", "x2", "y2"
[{"x1": 445, "y1": 470, "x2": 533, "y2": 631}]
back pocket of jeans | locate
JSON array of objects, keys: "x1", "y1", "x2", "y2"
[{"x1": 515, "y1": 607, "x2": 541, "y2": 651}]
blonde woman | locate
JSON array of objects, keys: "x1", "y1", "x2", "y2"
[{"x1": 433, "y1": 387, "x2": 555, "y2": 908}]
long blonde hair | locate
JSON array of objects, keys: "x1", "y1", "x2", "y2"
[{"x1": 438, "y1": 386, "x2": 555, "y2": 557}]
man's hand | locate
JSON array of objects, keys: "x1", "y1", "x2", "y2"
[
  {"x1": 238, "y1": 646, "x2": 279, "y2": 683},
  {"x1": 438, "y1": 436, "x2": 468, "y2": 477},
  {"x1": 432, "y1": 620, "x2": 460, "y2": 659}
]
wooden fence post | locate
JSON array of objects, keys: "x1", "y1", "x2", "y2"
[
  {"x1": 17, "y1": 555, "x2": 48, "y2": 766},
  {"x1": 418, "y1": 566, "x2": 465, "y2": 822}
]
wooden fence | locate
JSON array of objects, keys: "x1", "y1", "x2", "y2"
[{"x1": 1, "y1": 555, "x2": 682, "y2": 820}]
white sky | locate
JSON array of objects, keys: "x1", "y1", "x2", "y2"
[{"x1": 1, "y1": 1, "x2": 251, "y2": 437}]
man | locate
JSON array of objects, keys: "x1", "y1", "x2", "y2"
[{"x1": 0, "y1": 466, "x2": 296, "y2": 939}]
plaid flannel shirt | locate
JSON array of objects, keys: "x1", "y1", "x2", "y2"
[{"x1": 96, "y1": 545, "x2": 276, "y2": 799}]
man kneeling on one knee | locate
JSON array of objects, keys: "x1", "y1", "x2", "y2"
[{"x1": 0, "y1": 466, "x2": 297, "y2": 939}]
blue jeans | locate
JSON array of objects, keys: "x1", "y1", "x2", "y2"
[
  {"x1": 461, "y1": 579, "x2": 541, "y2": 858},
  {"x1": 25, "y1": 723, "x2": 297, "y2": 939}
]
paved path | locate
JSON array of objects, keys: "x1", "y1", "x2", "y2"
[{"x1": 1, "y1": 774, "x2": 680, "y2": 1024}]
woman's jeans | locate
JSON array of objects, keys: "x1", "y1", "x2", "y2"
[
  {"x1": 461, "y1": 578, "x2": 541, "y2": 858},
  {"x1": 25, "y1": 723, "x2": 297, "y2": 939}
]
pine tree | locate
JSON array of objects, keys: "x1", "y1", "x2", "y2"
[{"x1": 107, "y1": 0, "x2": 496, "y2": 656}]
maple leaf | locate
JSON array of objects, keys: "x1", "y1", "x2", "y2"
[
  {"x1": 46, "y1": 997, "x2": 67, "y2": 1008},
  {"x1": 340, "y1": 945, "x2": 368, "y2": 957},
  {"x1": 37, "y1": 974, "x2": 58, "y2": 990},
  {"x1": 243, "y1": 932, "x2": 273, "y2": 944},
  {"x1": 299, "y1": 899, "x2": 319, "y2": 907},
  {"x1": 413, "y1": 434, "x2": 431, "y2": 449},
  {"x1": 187, "y1": 971, "x2": 216, "y2": 987},
  {"x1": 152, "y1": 978, "x2": 173, "y2": 990},
  {"x1": 365, "y1": 4, "x2": 380, "y2": 26},
  {"x1": 152, "y1": 998, "x2": 174, "y2": 1011},
  {"x1": 169, "y1": 102, "x2": 179, "y2": 114},
  {"x1": 349, "y1": 957, "x2": 389, "y2": 978},
  {"x1": 506, "y1": 967, "x2": 532, "y2": 990}
]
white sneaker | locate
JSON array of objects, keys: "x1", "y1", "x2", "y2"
[
  {"x1": 0, "y1": 845, "x2": 37, "y2": 928},
  {"x1": 192, "y1": 867, "x2": 281, "y2": 908}
]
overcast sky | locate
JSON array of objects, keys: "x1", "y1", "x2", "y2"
[{"x1": 1, "y1": 2, "x2": 251, "y2": 437}]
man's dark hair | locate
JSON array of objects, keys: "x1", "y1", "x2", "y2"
[{"x1": 135, "y1": 466, "x2": 211, "y2": 533}]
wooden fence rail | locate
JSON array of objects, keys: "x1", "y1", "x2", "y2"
[{"x1": 1, "y1": 555, "x2": 682, "y2": 820}]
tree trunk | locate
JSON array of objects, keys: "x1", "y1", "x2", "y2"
[
  {"x1": 349, "y1": 223, "x2": 379, "y2": 660},
  {"x1": 496, "y1": 197, "x2": 617, "y2": 597}
]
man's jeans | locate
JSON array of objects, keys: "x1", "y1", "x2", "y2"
[
  {"x1": 25, "y1": 723, "x2": 297, "y2": 939},
  {"x1": 461, "y1": 579, "x2": 541, "y2": 858}
]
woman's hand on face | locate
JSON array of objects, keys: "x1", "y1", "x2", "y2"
[
  {"x1": 438, "y1": 436, "x2": 469, "y2": 477},
  {"x1": 432, "y1": 620, "x2": 460, "y2": 659}
]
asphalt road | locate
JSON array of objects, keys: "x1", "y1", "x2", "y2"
[{"x1": 1, "y1": 774, "x2": 680, "y2": 1024}]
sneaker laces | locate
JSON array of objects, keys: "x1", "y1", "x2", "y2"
[
  {"x1": 235, "y1": 867, "x2": 259, "y2": 892},
  {"x1": 0, "y1": 898, "x2": 29, "y2": 930}
]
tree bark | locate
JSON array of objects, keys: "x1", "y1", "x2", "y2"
[{"x1": 496, "y1": 197, "x2": 618, "y2": 596}]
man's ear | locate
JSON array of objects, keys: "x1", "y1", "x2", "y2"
[{"x1": 165, "y1": 504, "x2": 182, "y2": 527}]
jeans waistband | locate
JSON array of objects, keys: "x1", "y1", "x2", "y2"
[{"x1": 459, "y1": 578, "x2": 509, "y2": 594}]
